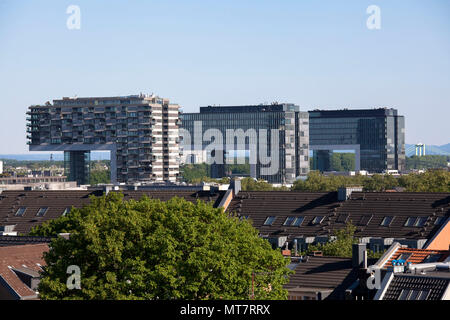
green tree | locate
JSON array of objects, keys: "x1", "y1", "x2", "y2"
[
  {"x1": 307, "y1": 223, "x2": 358, "y2": 257},
  {"x1": 34, "y1": 193, "x2": 291, "y2": 300},
  {"x1": 305, "y1": 222, "x2": 383, "y2": 258},
  {"x1": 89, "y1": 170, "x2": 110, "y2": 185}
]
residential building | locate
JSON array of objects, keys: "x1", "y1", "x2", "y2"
[
  {"x1": 226, "y1": 188, "x2": 450, "y2": 251},
  {"x1": 0, "y1": 176, "x2": 77, "y2": 191},
  {"x1": 0, "y1": 187, "x2": 228, "y2": 235},
  {"x1": 26, "y1": 94, "x2": 181, "y2": 185},
  {"x1": 308, "y1": 108, "x2": 405, "y2": 172},
  {"x1": 370, "y1": 242, "x2": 450, "y2": 300},
  {"x1": 0, "y1": 244, "x2": 48, "y2": 300},
  {"x1": 180, "y1": 104, "x2": 310, "y2": 184}
]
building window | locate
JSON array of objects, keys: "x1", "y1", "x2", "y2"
[
  {"x1": 404, "y1": 217, "x2": 427, "y2": 227},
  {"x1": 62, "y1": 207, "x2": 71, "y2": 216},
  {"x1": 336, "y1": 213, "x2": 349, "y2": 223},
  {"x1": 37, "y1": 207, "x2": 48, "y2": 217},
  {"x1": 380, "y1": 216, "x2": 394, "y2": 227},
  {"x1": 15, "y1": 207, "x2": 27, "y2": 217},
  {"x1": 263, "y1": 216, "x2": 276, "y2": 226},
  {"x1": 434, "y1": 216, "x2": 446, "y2": 225},
  {"x1": 358, "y1": 214, "x2": 373, "y2": 226},
  {"x1": 283, "y1": 216, "x2": 304, "y2": 227},
  {"x1": 311, "y1": 216, "x2": 324, "y2": 225},
  {"x1": 398, "y1": 289, "x2": 430, "y2": 300}
]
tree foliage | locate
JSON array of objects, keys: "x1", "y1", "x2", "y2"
[
  {"x1": 89, "y1": 170, "x2": 110, "y2": 185},
  {"x1": 292, "y1": 170, "x2": 450, "y2": 192},
  {"x1": 34, "y1": 193, "x2": 291, "y2": 300},
  {"x1": 305, "y1": 222, "x2": 384, "y2": 259},
  {"x1": 406, "y1": 155, "x2": 450, "y2": 170}
]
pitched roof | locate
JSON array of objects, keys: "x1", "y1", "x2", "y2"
[
  {"x1": 226, "y1": 191, "x2": 450, "y2": 240},
  {"x1": 382, "y1": 273, "x2": 450, "y2": 300},
  {"x1": 285, "y1": 256, "x2": 362, "y2": 299},
  {"x1": 0, "y1": 190, "x2": 225, "y2": 234},
  {"x1": 0, "y1": 244, "x2": 48, "y2": 299},
  {"x1": 382, "y1": 247, "x2": 450, "y2": 269},
  {"x1": 0, "y1": 235, "x2": 53, "y2": 247}
]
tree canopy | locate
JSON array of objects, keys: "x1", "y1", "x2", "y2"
[
  {"x1": 33, "y1": 193, "x2": 291, "y2": 300},
  {"x1": 292, "y1": 170, "x2": 450, "y2": 193}
]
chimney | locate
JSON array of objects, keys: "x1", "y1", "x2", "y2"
[
  {"x1": 231, "y1": 179, "x2": 241, "y2": 195},
  {"x1": 352, "y1": 243, "x2": 367, "y2": 268}
]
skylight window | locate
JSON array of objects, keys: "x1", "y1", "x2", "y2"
[
  {"x1": 62, "y1": 207, "x2": 71, "y2": 216},
  {"x1": 15, "y1": 207, "x2": 27, "y2": 217},
  {"x1": 380, "y1": 216, "x2": 394, "y2": 227},
  {"x1": 36, "y1": 207, "x2": 48, "y2": 217},
  {"x1": 336, "y1": 213, "x2": 349, "y2": 223},
  {"x1": 404, "y1": 217, "x2": 427, "y2": 227},
  {"x1": 283, "y1": 216, "x2": 304, "y2": 227},
  {"x1": 397, "y1": 252, "x2": 413, "y2": 262},
  {"x1": 358, "y1": 214, "x2": 373, "y2": 226},
  {"x1": 423, "y1": 254, "x2": 442, "y2": 263},
  {"x1": 434, "y1": 216, "x2": 446, "y2": 225},
  {"x1": 414, "y1": 217, "x2": 427, "y2": 227},
  {"x1": 283, "y1": 217, "x2": 295, "y2": 226},
  {"x1": 399, "y1": 289, "x2": 430, "y2": 300},
  {"x1": 292, "y1": 217, "x2": 304, "y2": 227},
  {"x1": 311, "y1": 216, "x2": 324, "y2": 225},
  {"x1": 263, "y1": 216, "x2": 276, "y2": 226}
]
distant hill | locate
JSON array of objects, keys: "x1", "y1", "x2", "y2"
[{"x1": 405, "y1": 144, "x2": 450, "y2": 157}]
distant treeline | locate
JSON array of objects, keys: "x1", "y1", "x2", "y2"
[
  {"x1": 406, "y1": 155, "x2": 450, "y2": 169},
  {"x1": 1, "y1": 159, "x2": 110, "y2": 169}
]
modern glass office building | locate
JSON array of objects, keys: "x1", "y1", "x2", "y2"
[
  {"x1": 180, "y1": 104, "x2": 310, "y2": 184},
  {"x1": 26, "y1": 94, "x2": 180, "y2": 185},
  {"x1": 308, "y1": 108, "x2": 405, "y2": 172}
]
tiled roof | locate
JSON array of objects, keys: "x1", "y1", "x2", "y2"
[
  {"x1": 285, "y1": 256, "x2": 366, "y2": 299},
  {"x1": 0, "y1": 190, "x2": 225, "y2": 234},
  {"x1": 383, "y1": 248, "x2": 449, "y2": 268},
  {"x1": 0, "y1": 235, "x2": 53, "y2": 247},
  {"x1": 227, "y1": 191, "x2": 450, "y2": 240},
  {"x1": 382, "y1": 273, "x2": 450, "y2": 300},
  {"x1": 0, "y1": 244, "x2": 48, "y2": 299}
]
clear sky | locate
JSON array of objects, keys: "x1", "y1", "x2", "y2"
[{"x1": 0, "y1": 0, "x2": 449, "y2": 154}]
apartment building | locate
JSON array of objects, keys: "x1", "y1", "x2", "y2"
[{"x1": 26, "y1": 94, "x2": 180, "y2": 184}]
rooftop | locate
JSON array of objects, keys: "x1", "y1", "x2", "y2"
[{"x1": 0, "y1": 244, "x2": 48, "y2": 299}]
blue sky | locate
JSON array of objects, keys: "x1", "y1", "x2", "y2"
[{"x1": 0, "y1": 0, "x2": 449, "y2": 154}]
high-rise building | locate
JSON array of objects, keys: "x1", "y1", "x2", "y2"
[
  {"x1": 180, "y1": 104, "x2": 310, "y2": 184},
  {"x1": 26, "y1": 94, "x2": 180, "y2": 185},
  {"x1": 308, "y1": 108, "x2": 405, "y2": 172}
]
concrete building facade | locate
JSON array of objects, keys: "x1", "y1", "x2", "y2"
[{"x1": 26, "y1": 94, "x2": 180, "y2": 184}]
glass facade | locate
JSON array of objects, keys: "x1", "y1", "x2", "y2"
[
  {"x1": 180, "y1": 104, "x2": 309, "y2": 184},
  {"x1": 309, "y1": 108, "x2": 405, "y2": 172}
]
